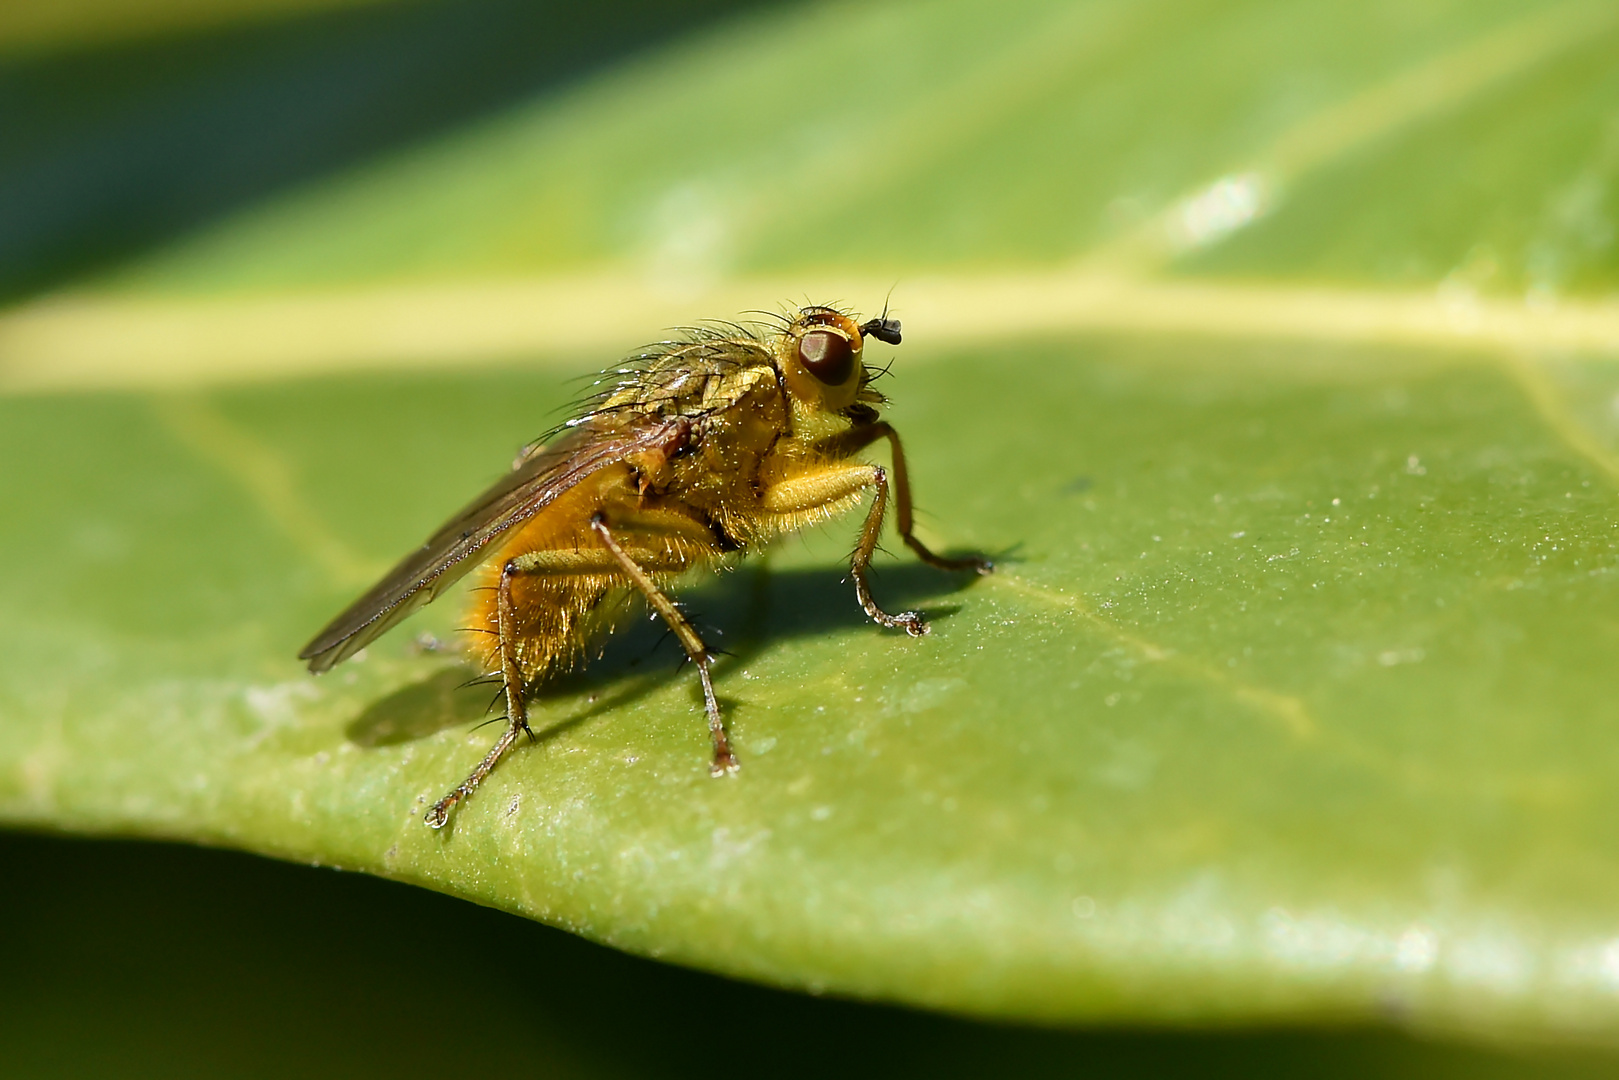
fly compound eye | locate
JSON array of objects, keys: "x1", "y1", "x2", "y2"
[{"x1": 797, "y1": 330, "x2": 855, "y2": 385}]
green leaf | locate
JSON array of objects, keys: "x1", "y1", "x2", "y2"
[{"x1": 5, "y1": 0, "x2": 1619, "y2": 1054}]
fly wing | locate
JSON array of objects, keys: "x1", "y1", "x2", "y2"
[{"x1": 298, "y1": 419, "x2": 677, "y2": 673}]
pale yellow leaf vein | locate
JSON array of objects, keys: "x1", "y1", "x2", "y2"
[
  {"x1": 150, "y1": 392, "x2": 382, "y2": 586},
  {"x1": 1498, "y1": 353, "x2": 1619, "y2": 487},
  {"x1": 989, "y1": 573, "x2": 1578, "y2": 805},
  {"x1": 6, "y1": 274, "x2": 1619, "y2": 394},
  {"x1": 987, "y1": 572, "x2": 1317, "y2": 741}
]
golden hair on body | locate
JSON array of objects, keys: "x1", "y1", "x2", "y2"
[{"x1": 300, "y1": 304, "x2": 991, "y2": 828}]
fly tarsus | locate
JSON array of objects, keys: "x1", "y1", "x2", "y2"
[
  {"x1": 695, "y1": 653, "x2": 739, "y2": 776},
  {"x1": 425, "y1": 715, "x2": 528, "y2": 829},
  {"x1": 852, "y1": 566, "x2": 931, "y2": 637},
  {"x1": 848, "y1": 464, "x2": 932, "y2": 637}
]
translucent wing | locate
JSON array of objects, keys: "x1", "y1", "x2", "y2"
[{"x1": 299, "y1": 419, "x2": 681, "y2": 673}]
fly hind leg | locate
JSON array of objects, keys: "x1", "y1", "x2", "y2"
[
  {"x1": 427, "y1": 516, "x2": 718, "y2": 826},
  {"x1": 589, "y1": 513, "x2": 737, "y2": 776}
]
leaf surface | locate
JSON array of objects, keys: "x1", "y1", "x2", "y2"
[{"x1": 4, "y1": 0, "x2": 1619, "y2": 1046}]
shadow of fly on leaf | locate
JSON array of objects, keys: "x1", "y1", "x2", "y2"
[
  {"x1": 343, "y1": 560, "x2": 979, "y2": 752},
  {"x1": 302, "y1": 304, "x2": 993, "y2": 830}
]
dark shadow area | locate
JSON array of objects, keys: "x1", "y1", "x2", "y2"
[
  {"x1": 0, "y1": 0, "x2": 771, "y2": 301},
  {"x1": 3, "y1": 831, "x2": 1615, "y2": 1079},
  {"x1": 345, "y1": 662, "x2": 492, "y2": 746},
  {"x1": 344, "y1": 560, "x2": 981, "y2": 750}
]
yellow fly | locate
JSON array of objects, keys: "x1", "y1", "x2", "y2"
[{"x1": 300, "y1": 304, "x2": 991, "y2": 828}]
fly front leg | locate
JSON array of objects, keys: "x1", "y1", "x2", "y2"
[
  {"x1": 757, "y1": 462, "x2": 929, "y2": 637},
  {"x1": 426, "y1": 559, "x2": 533, "y2": 829},
  {"x1": 589, "y1": 513, "x2": 737, "y2": 776},
  {"x1": 850, "y1": 464, "x2": 929, "y2": 637},
  {"x1": 876, "y1": 425, "x2": 993, "y2": 575},
  {"x1": 815, "y1": 421, "x2": 993, "y2": 575}
]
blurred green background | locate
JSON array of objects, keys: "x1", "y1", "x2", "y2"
[{"x1": 5, "y1": 0, "x2": 1619, "y2": 1075}]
